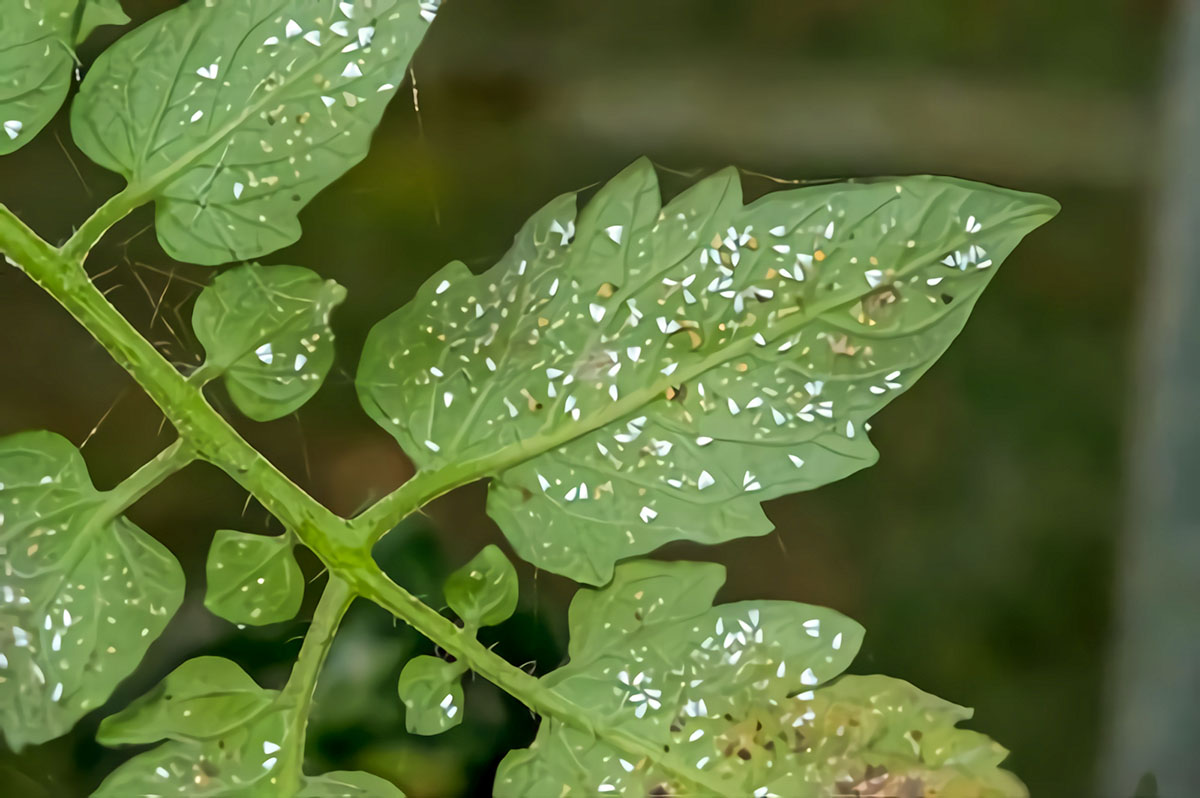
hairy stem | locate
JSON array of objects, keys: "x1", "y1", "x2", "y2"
[
  {"x1": 0, "y1": 201, "x2": 735, "y2": 796},
  {"x1": 277, "y1": 576, "x2": 355, "y2": 792}
]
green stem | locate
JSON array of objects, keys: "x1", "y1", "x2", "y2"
[
  {"x1": 0, "y1": 201, "x2": 735, "y2": 796},
  {"x1": 277, "y1": 576, "x2": 355, "y2": 793},
  {"x1": 61, "y1": 186, "x2": 143, "y2": 263}
]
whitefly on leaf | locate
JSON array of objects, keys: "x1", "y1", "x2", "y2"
[
  {"x1": 494, "y1": 560, "x2": 1024, "y2": 797},
  {"x1": 94, "y1": 655, "x2": 406, "y2": 796},
  {"x1": 192, "y1": 263, "x2": 345, "y2": 421},
  {"x1": 70, "y1": 0, "x2": 439, "y2": 265},
  {"x1": 358, "y1": 159, "x2": 1058, "y2": 584},
  {"x1": 0, "y1": 0, "x2": 129, "y2": 156},
  {"x1": 0, "y1": 431, "x2": 184, "y2": 749}
]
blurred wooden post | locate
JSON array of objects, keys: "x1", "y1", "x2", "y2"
[{"x1": 1102, "y1": 0, "x2": 1200, "y2": 792}]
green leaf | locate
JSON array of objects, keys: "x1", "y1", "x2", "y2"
[
  {"x1": 70, "y1": 0, "x2": 439, "y2": 265},
  {"x1": 358, "y1": 160, "x2": 1059, "y2": 583},
  {"x1": 95, "y1": 656, "x2": 401, "y2": 797},
  {"x1": 396, "y1": 654, "x2": 465, "y2": 736},
  {"x1": 494, "y1": 559, "x2": 866, "y2": 797},
  {"x1": 0, "y1": 430, "x2": 184, "y2": 749},
  {"x1": 193, "y1": 263, "x2": 346, "y2": 421},
  {"x1": 789, "y1": 674, "x2": 1027, "y2": 797},
  {"x1": 97, "y1": 656, "x2": 278, "y2": 745},
  {"x1": 443, "y1": 544, "x2": 518, "y2": 628},
  {"x1": 204, "y1": 529, "x2": 305, "y2": 626},
  {"x1": 300, "y1": 771, "x2": 405, "y2": 798},
  {"x1": 0, "y1": 0, "x2": 127, "y2": 156}
]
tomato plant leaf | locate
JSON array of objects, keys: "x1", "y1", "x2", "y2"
[
  {"x1": 790, "y1": 674, "x2": 1027, "y2": 797},
  {"x1": 443, "y1": 544, "x2": 518, "y2": 629},
  {"x1": 94, "y1": 655, "x2": 402, "y2": 796},
  {"x1": 493, "y1": 559, "x2": 865, "y2": 797},
  {"x1": 396, "y1": 654, "x2": 465, "y2": 736},
  {"x1": 204, "y1": 530, "x2": 304, "y2": 626},
  {"x1": 70, "y1": 0, "x2": 438, "y2": 264},
  {"x1": 358, "y1": 159, "x2": 1058, "y2": 583},
  {"x1": 300, "y1": 771, "x2": 406, "y2": 797},
  {"x1": 96, "y1": 656, "x2": 277, "y2": 745},
  {"x1": 0, "y1": 0, "x2": 128, "y2": 155},
  {"x1": 193, "y1": 263, "x2": 345, "y2": 421},
  {"x1": 494, "y1": 560, "x2": 1022, "y2": 797},
  {"x1": 0, "y1": 431, "x2": 184, "y2": 749}
]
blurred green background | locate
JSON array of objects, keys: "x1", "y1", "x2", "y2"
[{"x1": 0, "y1": 0, "x2": 1172, "y2": 795}]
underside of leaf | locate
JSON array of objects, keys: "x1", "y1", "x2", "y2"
[
  {"x1": 358, "y1": 159, "x2": 1058, "y2": 583},
  {"x1": 70, "y1": 0, "x2": 438, "y2": 264},
  {"x1": 0, "y1": 431, "x2": 184, "y2": 750},
  {"x1": 493, "y1": 560, "x2": 1023, "y2": 798}
]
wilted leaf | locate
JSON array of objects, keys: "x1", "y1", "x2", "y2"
[
  {"x1": 0, "y1": 0, "x2": 128, "y2": 156},
  {"x1": 494, "y1": 559, "x2": 865, "y2": 797},
  {"x1": 396, "y1": 654, "x2": 465, "y2": 736},
  {"x1": 0, "y1": 431, "x2": 183, "y2": 749},
  {"x1": 97, "y1": 656, "x2": 277, "y2": 745},
  {"x1": 443, "y1": 544, "x2": 518, "y2": 628},
  {"x1": 193, "y1": 263, "x2": 345, "y2": 421},
  {"x1": 94, "y1": 655, "x2": 402, "y2": 796},
  {"x1": 204, "y1": 529, "x2": 305, "y2": 625},
  {"x1": 358, "y1": 159, "x2": 1058, "y2": 583},
  {"x1": 71, "y1": 0, "x2": 439, "y2": 264}
]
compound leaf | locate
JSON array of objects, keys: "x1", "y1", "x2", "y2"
[
  {"x1": 204, "y1": 530, "x2": 305, "y2": 626},
  {"x1": 96, "y1": 656, "x2": 277, "y2": 745},
  {"x1": 94, "y1": 656, "x2": 402, "y2": 796},
  {"x1": 443, "y1": 544, "x2": 518, "y2": 628},
  {"x1": 494, "y1": 560, "x2": 1023, "y2": 797},
  {"x1": 0, "y1": 431, "x2": 184, "y2": 749},
  {"x1": 358, "y1": 159, "x2": 1058, "y2": 583},
  {"x1": 0, "y1": 0, "x2": 128, "y2": 155},
  {"x1": 193, "y1": 263, "x2": 345, "y2": 421},
  {"x1": 70, "y1": 0, "x2": 441, "y2": 265},
  {"x1": 396, "y1": 654, "x2": 465, "y2": 736}
]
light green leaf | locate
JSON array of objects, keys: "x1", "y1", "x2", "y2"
[
  {"x1": 0, "y1": 431, "x2": 184, "y2": 749},
  {"x1": 193, "y1": 263, "x2": 345, "y2": 421},
  {"x1": 77, "y1": 0, "x2": 131, "y2": 44},
  {"x1": 0, "y1": 0, "x2": 127, "y2": 155},
  {"x1": 358, "y1": 159, "x2": 1058, "y2": 583},
  {"x1": 791, "y1": 674, "x2": 1027, "y2": 798},
  {"x1": 300, "y1": 771, "x2": 405, "y2": 798},
  {"x1": 96, "y1": 656, "x2": 278, "y2": 745},
  {"x1": 494, "y1": 560, "x2": 866, "y2": 797},
  {"x1": 70, "y1": 0, "x2": 439, "y2": 265},
  {"x1": 95, "y1": 656, "x2": 401, "y2": 797},
  {"x1": 204, "y1": 529, "x2": 305, "y2": 626},
  {"x1": 443, "y1": 544, "x2": 518, "y2": 628},
  {"x1": 396, "y1": 654, "x2": 465, "y2": 736}
]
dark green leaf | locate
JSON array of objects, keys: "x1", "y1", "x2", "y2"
[
  {"x1": 97, "y1": 656, "x2": 277, "y2": 745},
  {"x1": 71, "y1": 0, "x2": 439, "y2": 264},
  {"x1": 494, "y1": 560, "x2": 865, "y2": 797},
  {"x1": 0, "y1": 431, "x2": 184, "y2": 749},
  {"x1": 358, "y1": 160, "x2": 1058, "y2": 583},
  {"x1": 396, "y1": 655, "x2": 465, "y2": 736},
  {"x1": 204, "y1": 529, "x2": 304, "y2": 626},
  {"x1": 443, "y1": 544, "x2": 518, "y2": 628},
  {"x1": 193, "y1": 263, "x2": 345, "y2": 421},
  {"x1": 0, "y1": 0, "x2": 128, "y2": 155}
]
